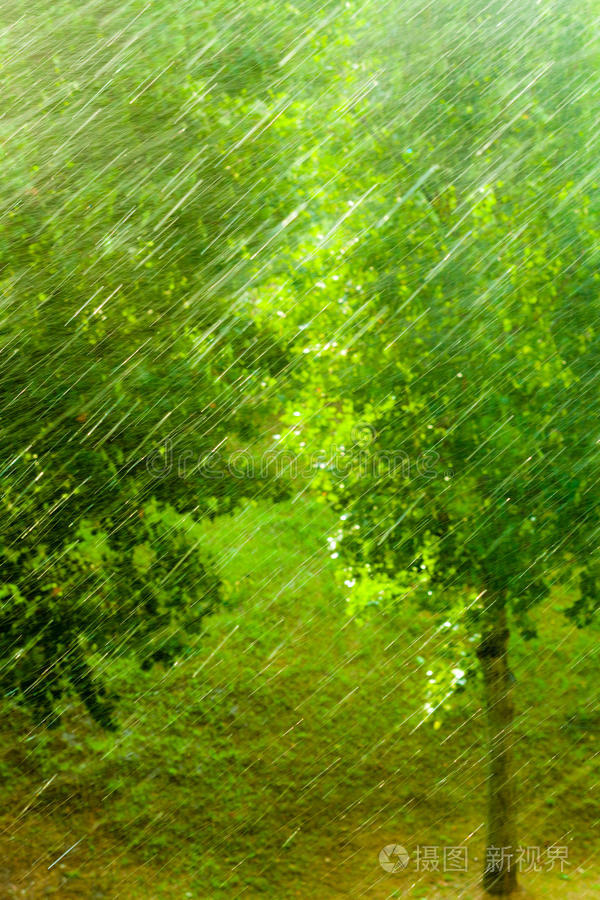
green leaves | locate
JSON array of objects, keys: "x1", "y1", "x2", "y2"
[
  {"x1": 251, "y1": 3, "x2": 600, "y2": 643},
  {"x1": 0, "y1": 498, "x2": 222, "y2": 725}
]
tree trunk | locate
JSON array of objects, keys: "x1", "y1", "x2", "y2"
[{"x1": 476, "y1": 604, "x2": 518, "y2": 896}]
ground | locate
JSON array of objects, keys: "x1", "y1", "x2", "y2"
[{"x1": 0, "y1": 498, "x2": 598, "y2": 898}]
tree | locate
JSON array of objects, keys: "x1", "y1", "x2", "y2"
[
  {"x1": 0, "y1": 0, "x2": 300, "y2": 725},
  {"x1": 280, "y1": 171, "x2": 599, "y2": 894},
  {"x1": 251, "y1": 0, "x2": 600, "y2": 888},
  {"x1": 262, "y1": 103, "x2": 600, "y2": 900},
  {"x1": 0, "y1": 0, "x2": 380, "y2": 726}
]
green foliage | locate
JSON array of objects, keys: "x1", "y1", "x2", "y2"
[
  {"x1": 0, "y1": 0, "x2": 598, "y2": 742},
  {"x1": 0, "y1": 498, "x2": 221, "y2": 726},
  {"x1": 0, "y1": 0, "x2": 307, "y2": 721},
  {"x1": 252, "y1": 0, "x2": 600, "y2": 669}
]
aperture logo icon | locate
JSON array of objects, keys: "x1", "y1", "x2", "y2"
[{"x1": 379, "y1": 844, "x2": 410, "y2": 873}]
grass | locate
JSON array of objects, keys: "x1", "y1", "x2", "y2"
[{"x1": 0, "y1": 496, "x2": 598, "y2": 898}]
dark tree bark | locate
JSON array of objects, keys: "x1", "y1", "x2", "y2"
[{"x1": 476, "y1": 603, "x2": 518, "y2": 896}]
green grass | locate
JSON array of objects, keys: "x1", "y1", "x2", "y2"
[{"x1": 0, "y1": 497, "x2": 598, "y2": 898}]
